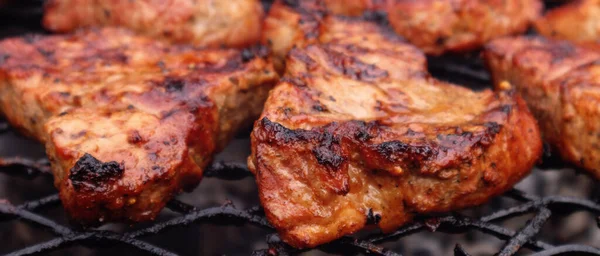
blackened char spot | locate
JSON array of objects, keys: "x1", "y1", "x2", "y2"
[
  {"x1": 260, "y1": 118, "x2": 343, "y2": 156},
  {"x1": 484, "y1": 122, "x2": 501, "y2": 135},
  {"x1": 366, "y1": 208, "x2": 382, "y2": 225},
  {"x1": 241, "y1": 48, "x2": 255, "y2": 62},
  {"x1": 377, "y1": 141, "x2": 435, "y2": 165},
  {"x1": 163, "y1": 77, "x2": 185, "y2": 92},
  {"x1": 312, "y1": 104, "x2": 327, "y2": 112},
  {"x1": 312, "y1": 146, "x2": 344, "y2": 169},
  {"x1": 353, "y1": 121, "x2": 380, "y2": 142},
  {"x1": 362, "y1": 10, "x2": 389, "y2": 26},
  {"x1": 435, "y1": 36, "x2": 447, "y2": 46},
  {"x1": 69, "y1": 153, "x2": 124, "y2": 190}
]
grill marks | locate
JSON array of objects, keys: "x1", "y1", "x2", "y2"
[
  {"x1": 322, "y1": 47, "x2": 389, "y2": 82},
  {"x1": 257, "y1": 117, "x2": 504, "y2": 180}
]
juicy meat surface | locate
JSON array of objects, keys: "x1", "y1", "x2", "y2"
[
  {"x1": 0, "y1": 28, "x2": 278, "y2": 223},
  {"x1": 387, "y1": 0, "x2": 543, "y2": 55},
  {"x1": 484, "y1": 36, "x2": 600, "y2": 179},
  {"x1": 322, "y1": 0, "x2": 388, "y2": 16},
  {"x1": 262, "y1": 0, "x2": 542, "y2": 71},
  {"x1": 43, "y1": 0, "x2": 264, "y2": 48},
  {"x1": 534, "y1": 0, "x2": 600, "y2": 50},
  {"x1": 249, "y1": 5, "x2": 542, "y2": 248}
]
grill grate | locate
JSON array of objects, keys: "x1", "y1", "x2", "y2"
[
  {"x1": 1, "y1": 152, "x2": 600, "y2": 256},
  {"x1": 1, "y1": 0, "x2": 600, "y2": 255}
]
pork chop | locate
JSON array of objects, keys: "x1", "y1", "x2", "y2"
[
  {"x1": 386, "y1": 0, "x2": 543, "y2": 55},
  {"x1": 0, "y1": 28, "x2": 278, "y2": 223},
  {"x1": 249, "y1": 6, "x2": 542, "y2": 248},
  {"x1": 534, "y1": 0, "x2": 600, "y2": 51},
  {"x1": 484, "y1": 36, "x2": 600, "y2": 178},
  {"x1": 43, "y1": 0, "x2": 264, "y2": 48},
  {"x1": 263, "y1": 0, "x2": 542, "y2": 73}
]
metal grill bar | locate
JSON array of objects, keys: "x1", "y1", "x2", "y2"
[
  {"x1": 2, "y1": 157, "x2": 600, "y2": 255},
  {"x1": 1, "y1": 1, "x2": 600, "y2": 252}
]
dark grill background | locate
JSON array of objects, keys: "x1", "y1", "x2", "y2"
[{"x1": 1, "y1": 0, "x2": 599, "y2": 255}]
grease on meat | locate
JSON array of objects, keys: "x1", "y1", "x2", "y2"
[
  {"x1": 534, "y1": 0, "x2": 600, "y2": 50},
  {"x1": 387, "y1": 0, "x2": 543, "y2": 55},
  {"x1": 0, "y1": 28, "x2": 278, "y2": 223},
  {"x1": 43, "y1": 0, "x2": 264, "y2": 48},
  {"x1": 485, "y1": 36, "x2": 600, "y2": 178},
  {"x1": 249, "y1": 5, "x2": 542, "y2": 248}
]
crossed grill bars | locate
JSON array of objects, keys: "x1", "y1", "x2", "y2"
[
  {"x1": 1, "y1": 131, "x2": 600, "y2": 256},
  {"x1": 1, "y1": 1, "x2": 600, "y2": 253}
]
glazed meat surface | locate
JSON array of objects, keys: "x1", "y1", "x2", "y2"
[
  {"x1": 262, "y1": 0, "x2": 542, "y2": 71},
  {"x1": 43, "y1": 0, "x2": 264, "y2": 48},
  {"x1": 534, "y1": 0, "x2": 600, "y2": 50},
  {"x1": 0, "y1": 28, "x2": 278, "y2": 223},
  {"x1": 323, "y1": 0, "x2": 387, "y2": 16},
  {"x1": 249, "y1": 7, "x2": 542, "y2": 248},
  {"x1": 387, "y1": 0, "x2": 542, "y2": 55},
  {"x1": 484, "y1": 36, "x2": 600, "y2": 179}
]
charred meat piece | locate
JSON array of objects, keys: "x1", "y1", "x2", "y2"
[
  {"x1": 484, "y1": 36, "x2": 600, "y2": 179},
  {"x1": 249, "y1": 9, "x2": 542, "y2": 248},
  {"x1": 43, "y1": 0, "x2": 264, "y2": 48},
  {"x1": 386, "y1": 0, "x2": 542, "y2": 55},
  {"x1": 0, "y1": 28, "x2": 278, "y2": 224},
  {"x1": 534, "y1": 0, "x2": 600, "y2": 51}
]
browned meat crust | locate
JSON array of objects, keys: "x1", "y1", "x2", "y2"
[
  {"x1": 43, "y1": 0, "x2": 264, "y2": 48},
  {"x1": 323, "y1": 0, "x2": 388, "y2": 16},
  {"x1": 484, "y1": 36, "x2": 600, "y2": 179},
  {"x1": 387, "y1": 0, "x2": 543, "y2": 55},
  {"x1": 249, "y1": 8, "x2": 542, "y2": 248},
  {"x1": 0, "y1": 28, "x2": 278, "y2": 224},
  {"x1": 534, "y1": 0, "x2": 600, "y2": 51},
  {"x1": 262, "y1": 0, "x2": 404, "y2": 72},
  {"x1": 263, "y1": 0, "x2": 542, "y2": 72}
]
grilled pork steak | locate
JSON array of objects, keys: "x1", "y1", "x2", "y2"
[
  {"x1": 534, "y1": 0, "x2": 600, "y2": 51},
  {"x1": 249, "y1": 3, "x2": 542, "y2": 248},
  {"x1": 43, "y1": 0, "x2": 264, "y2": 48},
  {"x1": 387, "y1": 0, "x2": 542, "y2": 55},
  {"x1": 0, "y1": 28, "x2": 278, "y2": 224},
  {"x1": 262, "y1": 0, "x2": 542, "y2": 69},
  {"x1": 485, "y1": 36, "x2": 600, "y2": 179}
]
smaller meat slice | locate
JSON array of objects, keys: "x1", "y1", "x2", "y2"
[
  {"x1": 484, "y1": 36, "x2": 600, "y2": 178},
  {"x1": 534, "y1": 0, "x2": 600, "y2": 51},
  {"x1": 43, "y1": 0, "x2": 264, "y2": 48},
  {"x1": 0, "y1": 28, "x2": 278, "y2": 223},
  {"x1": 262, "y1": 0, "x2": 542, "y2": 72},
  {"x1": 387, "y1": 0, "x2": 543, "y2": 55},
  {"x1": 250, "y1": 10, "x2": 542, "y2": 248}
]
